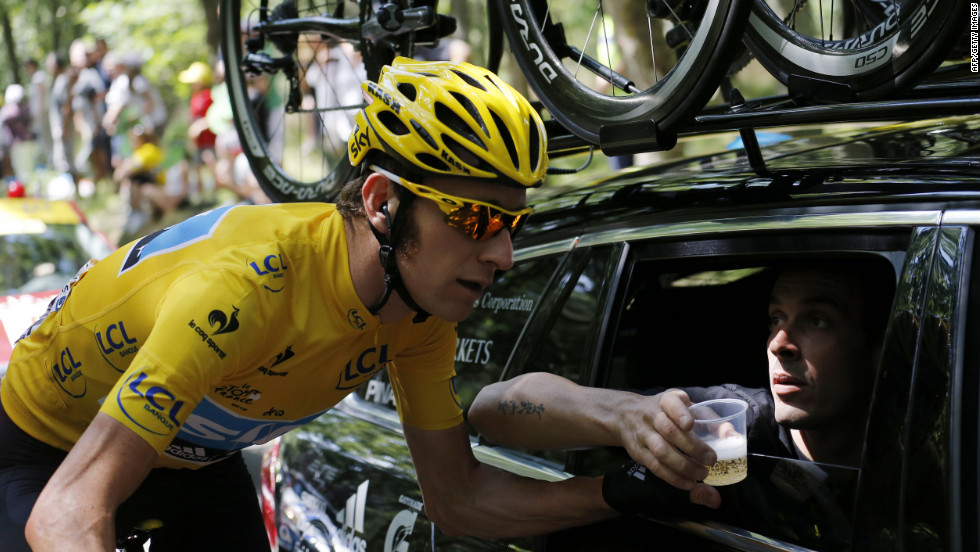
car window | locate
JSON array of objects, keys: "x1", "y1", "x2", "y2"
[
  {"x1": 453, "y1": 251, "x2": 566, "y2": 414},
  {"x1": 354, "y1": 251, "x2": 566, "y2": 424},
  {"x1": 509, "y1": 245, "x2": 621, "y2": 385},
  {"x1": 0, "y1": 223, "x2": 109, "y2": 294},
  {"x1": 563, "y1": 236, "x2": 909, "y2": 551}
]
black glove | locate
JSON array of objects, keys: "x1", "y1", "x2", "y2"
[{"x1": 601, "y1": 461, "x2": 693, "y2": 516}]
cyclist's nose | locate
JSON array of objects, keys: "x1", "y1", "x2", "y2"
[{"x1": 481, "y1": 230, "x2": 515, "y2": 271}]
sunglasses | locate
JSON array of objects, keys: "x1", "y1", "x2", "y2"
[{"x1": 370, "y1": 166, "x2": 533, "y2": 241}]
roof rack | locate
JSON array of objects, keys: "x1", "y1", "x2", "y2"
[{"x1": 545, "y1": 76, "x2": 980, "y2": 162}]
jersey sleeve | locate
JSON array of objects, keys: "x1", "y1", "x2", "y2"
[
  {"x1": 99, "y1": 268, "x2": 269, "y2": 454},
  {"x1": 387, "y1": 321, "x2": 462, "y2": 431}
]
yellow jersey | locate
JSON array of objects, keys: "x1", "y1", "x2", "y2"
[{"x1": 1, "y1": 203, "x2": 461, "y2": 469}]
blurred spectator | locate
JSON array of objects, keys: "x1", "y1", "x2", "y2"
[
  {"x1": 179, "y1": 61, "x2": 217, "y2": 198},
  {"x1": 103, "y1": 52, "x2": 168, "y2": 138},
  {"x1": 25, "y1": 58, "x2": 52, "y2": 169},
  {"x1": 114, "y1": 125, "x2": 188, "y2": 227},
  {"x1": 1, "y1": 84, "x2": 34, "y2": 180},
  {"x1": 48, "y1": 52, "x2": 76, "y2": 178},
  {"x1": 92, "y1": 38, "x2": 113, "y2": 89},
  {"x1": 69, "y1": 39, "x2": 107, "y2": 182}
]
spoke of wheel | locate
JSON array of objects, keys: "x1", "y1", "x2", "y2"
[
  {"x1": 600, "y1": 3, "x2": 618, "y2": 95},
  {"x1": 662, "y1": 1, "x2": 694, "y2": 41},
  {"x1": 818, "y1": 0, "x2": 825, "y2": 45},
  {"x1": 648, "y1": 15, "x2": 659, "y2": 83},
  {"x1": 542, "y1": 0, "x2": 554, "y2": 33},
  {"x1": 829, "y1": 0, "x2": 835, "y2": 40},
  {"x1": 574, "y1": 5, "x2": 603, "y2": 79}
]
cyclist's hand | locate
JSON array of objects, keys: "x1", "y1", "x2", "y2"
[
  {"x1": 617, "y1": 389, "x2": 718, "y2": 492},
  {"x1": 601, "y1": 460, "x2": 720, "y2": 515}
]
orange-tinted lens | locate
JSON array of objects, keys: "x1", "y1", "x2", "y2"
[{"x1": 445, "y1": 204, "x2": 528, "y2": 241}]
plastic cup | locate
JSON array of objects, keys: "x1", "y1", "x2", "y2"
[{"x1": 691, "y1": 398, "x2": 748, "y2": 486}]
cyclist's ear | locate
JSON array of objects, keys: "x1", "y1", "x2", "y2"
[{"x1": 361, "y1": 172, "x2": 397, "y2": 235}]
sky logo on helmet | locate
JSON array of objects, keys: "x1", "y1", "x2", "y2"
[{"x1": 350, "y1": 123, "x2": 372, "y2": 160}]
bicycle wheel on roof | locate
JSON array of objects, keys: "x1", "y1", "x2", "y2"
[
  {"x1": 743, "y1": 0, "x2": 968, "y2": 102},
  {"x1": 497, "y1": 0, "x2": 751, "y2": 155}
]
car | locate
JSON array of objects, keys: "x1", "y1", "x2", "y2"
[
  {"x1": 0, "y1": 195, "x2": 116, "y2": 378},
  {"x1": 258, "y1": 114, "x2": 980, "y2": 552}
]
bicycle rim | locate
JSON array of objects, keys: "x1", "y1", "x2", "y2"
[
  {"x1": 498, "y1": 0, "x2": 750, "y2": 153},
  {"x1": 220, "y1": 0, "x2": 380, "y2": 203},
  {"x1": 743, "y1": 0, "x2": 967, "y2": 101}
]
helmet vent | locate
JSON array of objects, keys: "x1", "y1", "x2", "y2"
[
  {"x1": 435, "y1": 102, "x2": 485, "y2": 150},
  {"x1": 377, "y1": 111, "x2": 410, "y2": 136},
  {"x1": 397, "y1": 83, "x2": 417, "y2": 102},
  {"x1": 416, "y1": 153, "x2": 450, "y2": 173},
  {"x1": 489, "y1": 110, "x2": 519, "y2": 171},
  {"x1": 527, "y1": 117, "x2": 541, "y2": 172},
  {"x1": 451, "y1": 69, "x2": 487, "y2": 92},
  {"x1": 443, "y1": 135, "x2": 491, "y2": 175},
  {"x1": 411, "y1": 119, "x2": 439, "y2": 149},
  {"x1": 450, "y1": 92, "x2": 489, "y2": 137}
]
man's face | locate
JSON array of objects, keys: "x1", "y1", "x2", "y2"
[
  {"x1": 767, "y1": 268, "x2": 877, "y2": 429},
  {"x1": 395, "y1": 177, "x2": 526, "y2": 323}
]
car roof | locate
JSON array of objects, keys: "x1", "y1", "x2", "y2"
[
  {"x1": 0, "y1": 198, "x2": 84, "y2": 235},
  {"x1": 523, "y1": 117, "x2": 980, "y2": 242}
]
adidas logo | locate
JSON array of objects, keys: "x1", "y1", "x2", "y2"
[{"x1": 335, "y1": 480, "x2": 369, "y2": 551}]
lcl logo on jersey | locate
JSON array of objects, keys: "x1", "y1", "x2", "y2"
[
  {"x1": 117, "y1": 371, "x2": 185, "y2": 436},
  {"x1": 249, "y1": 253, "x2": 288, "y2": 292},
  {"x1": 336, "y1": 345, "x2": 390, "y2": 390},
  {"x1": 95, "y1": 321, "x2": 139, "y2": 373},
  {"x1": 51, "y1": 346, "x2": 86, "y2": 398}
]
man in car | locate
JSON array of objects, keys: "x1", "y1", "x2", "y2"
[
  {"x1": 0, "y1": 58, "x2": 618, "y2": 552},
  {"x1": 468, "y1": 259, "x2": 896, "y2": 512}
]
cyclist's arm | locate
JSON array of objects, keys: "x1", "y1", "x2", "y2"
[
  {"x1": 25, "y1": 413, "x2": 157, "y2": 552},
  {"x1": 468, "y1": 372, "x2": 715, "y2": 491},
  {"x1": 403, "y1": 421, "x2": 615, "y2": 537}
]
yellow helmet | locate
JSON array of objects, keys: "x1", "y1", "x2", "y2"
[{"x1": 349, "y1": 57, "x2": 547, "y2": 188}]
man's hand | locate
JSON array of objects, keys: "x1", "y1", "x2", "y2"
[
  {"x1": 602, "y1": 460, "x2": 721, "y2": 515},
  {"x1": 615, "y1": 390, "x2": 719, "y2": 499}
]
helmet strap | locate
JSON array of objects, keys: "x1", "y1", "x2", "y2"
[{"x1": 366, "y1": 201, "x2": 431, "y2": 323}]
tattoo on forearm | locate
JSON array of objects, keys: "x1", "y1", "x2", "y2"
[{"x1": 497, "y1": 400, "x2": 546, "y2": 419}]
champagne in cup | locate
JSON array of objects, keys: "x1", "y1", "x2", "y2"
[{"x1": 690, "y1": 398, "x2": 749, "y2": 486}]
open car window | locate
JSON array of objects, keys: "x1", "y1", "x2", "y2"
[{"x1": 566, "y1": 234, "x2": 909, "y2": 551}]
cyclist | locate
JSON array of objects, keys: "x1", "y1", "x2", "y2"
[{"x1": 0, "y1": 58, "x2": 616, "y2": 551}]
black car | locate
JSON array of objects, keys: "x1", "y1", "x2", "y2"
[{"x1": 258, "y1": 115, "x2": 980, "y2": 552}]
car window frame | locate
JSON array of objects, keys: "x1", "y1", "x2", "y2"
[{"x1": 561, "y1": 224, "x2": 920, "y2": 551}]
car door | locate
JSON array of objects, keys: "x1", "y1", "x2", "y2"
[
  {"x1": 855, "y1": 217, "x2": 978, "y2": 552},
  {"x1": 507, "y1": 216, "x2": 927, "y2": 551}
]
